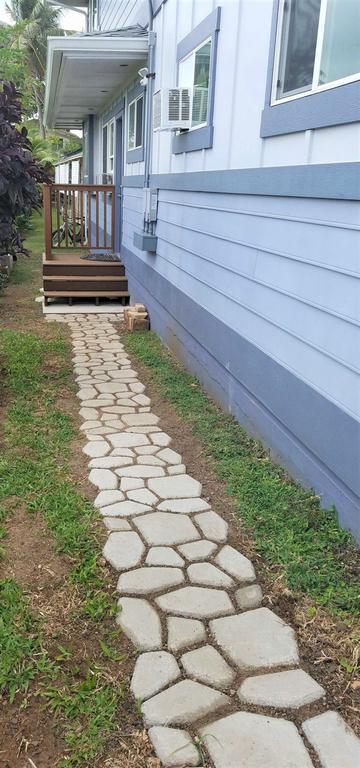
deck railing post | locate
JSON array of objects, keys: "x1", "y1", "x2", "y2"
[
  {"x1": 43, "y1": 184, "x2": 52, "y2": 259},
  {"x1": 111, "y1": 186, "x2": 115, "y2": 253},
  {"x1": 44, "y1": 183, "x2": 115, "y2": 255}
]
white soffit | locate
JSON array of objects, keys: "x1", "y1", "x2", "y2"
[{"x1": 45, "y1": 35, "x2": 148, "y2": 128}]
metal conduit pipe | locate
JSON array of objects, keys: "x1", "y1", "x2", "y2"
[{"x1": 143, "y1": 0, "x2": 156, "y2": 233}]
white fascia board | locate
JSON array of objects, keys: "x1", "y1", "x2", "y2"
[{"x1": 44, "y1": 35, "x2": 149, "y2": 128}]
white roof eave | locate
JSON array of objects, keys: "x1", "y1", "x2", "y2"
[{"x1": 44, "y1": 34, "x2": 149, "y2": 129}]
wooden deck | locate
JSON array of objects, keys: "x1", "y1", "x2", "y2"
[
  {"x1": 42, "y1": 252, "x2": 130, "y2": 305},
  {"x1": 42, "y1": 183, "x2": 130, "y2": 306}
]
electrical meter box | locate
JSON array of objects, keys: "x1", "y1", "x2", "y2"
[{"x1": 144, "y1": 187, "x2": 158, "y2": 224}]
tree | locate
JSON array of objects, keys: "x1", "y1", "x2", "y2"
[
  {"x1": 0, "y1": 81, "x2": 49, "y2": 258},
  {"x1": 6, "y1": 0, "x2": 64, "y2": 137},
  {"x1": 0, "y1": 25, "x2": 37, "y2": 115}
]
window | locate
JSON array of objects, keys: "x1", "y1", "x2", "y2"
[
  {"x1": 173, "y1": 7, "x2": 221, "y2": 154},
  {"x1": 127, "y1": 94, "x2": 143, "y2": 151},
  {"x1": 178, "y1": 39, "x2": 212, "y2": 128},
  {"x1": 102, "y1": 120, "x2": 114, "y2": 179},
  {"x1": 273, "y1": 0, "x2": 360, "y2": 103},
  {"x1": 107, "y1": 120, "x2": 114, "y2": 173}
]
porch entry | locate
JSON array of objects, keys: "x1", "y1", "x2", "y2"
[{"x1": 42, "y1": 179, "x2": 129, "y2": 306}]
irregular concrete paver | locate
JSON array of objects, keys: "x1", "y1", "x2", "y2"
[
  {"x1": 148, "y1": 726, "x2": 200, "y2": 767},
  {"x1": 148, "y1": 474, "x2": 201, "y2": 499},
  {"x1": 109, "y1": 433, "x2": 150, "y2": 448},
  {"x1": 119, "y1": 476, "x2": 143, "y2": 490},
  {"x1": 168, "y1": 464, "x2": 187, "y2": 475},
  {"x1": 210, "y1": 608, "x2": 299, "y2": 670},
  {"x1": 96, "y1": 382, "x2": 128, "y2": 393},
  {"x1": 80, "y1": 420, "x2": 102, "y2": 431},
  {"x1": 84, "y1": 399, "x2": 114, "y2": 409},
  {"x1": 80, "y1": 407, "x2": 98, "y2": 420},
  {"x1": 89, "y1": 468, "x2": 118, "y2": 490},
  {"x1": 215, "y1": 545, "x2": 256, "y2": 582},
  {"x1": 199, "y1": 712, "x2": 314, "y2": 768},
  {"x1": 118, "y1": 567, "x2": 185, "y2": 595},
  {"x1": 146, "y1": 547, "x2": 185, "y2": 567},
  {"x1": 133, "y1": 512, "x2": 200, "y2": 546},
  {"x1": 103, "y1": 531, "x2": 145, "y2": 571},
  {"x1": 102, "y1": 517, "x2": 132, "y2": 531},
  {"x1": 116, "y1": 597, "x2": 162, "y2": 651},
  {"x1": 127, "y1": 425, "x2": 161, "y2": 434},
  {"x1": 150, "y1": 432, "x2": 172, "y2": 446},
  {"x1": 302, "y1": 711, "x2": 360, "y2": 768},
  {"x1": 137, "y1": 454, "x2": 166, "y2": 466},
  {"x1": 135, "y1": 444, "x2": 159, "y2": 455},
  {"x1": 100, "y1": 500, "x2": 151, "y2": 517},
  {"x1": 129, "y1": 381, "x2": 146, "y2": 393},
  {"x1": 127, "y1": 488, "x2": 158, "y2": 506},
  {"x1": 117, "y1": 464, "x2": 165, "y2": 479},
  {"x1": 83, "y1": 441, "x2": 110, "y2": 458},
  {"x1": 94, "y1": 490, "x2": 124, "y2": 508},
  {"x1": 131, "y1": 652, "x2": 181, "y2": 701},
  {"x1": 157, "y1": 448, "x2": 182, "y2": 465},
  {"x1": 167, "y1": 617, "x2": 206, "y2": 653},
  {"x1": 158, "y1": 498, "x2": 210, "y2": 514},
  {"x1": 181, "y1": 645, "x2": 235, "y2": 689},
  {"x1": 178, "y1": 540, "x2": 218, "y2": 561},
  {"x1": 77, "y1": 386, "x2": 97, "y2": 400},
  {"x1": 238, "y1": 669, "x2": 325, "y2": 708},
  {"x1": 194, "y1": 511, "x2": 228, "y2": 542},
  {"x1": 142, "y1": 680, "x2": 230, "y2": 727},
  {"x1": 89, "y1": 456, "x2": 133, "y2": 469},
  {"x1": 157, "y1": 586, "x2": 234, "y2": 619},
  {"x1": 132, "y1": 394, "x2": 151, "y2": 406},
  {"x1": 187, "y1": 563, "x2": 234, "y2": 589},
  {"x1": 235, "y1": 584, "x2": 263, "y2": 610},
  {"x1": 122, "y1": 413, "x2": 159, "y2": 426}
]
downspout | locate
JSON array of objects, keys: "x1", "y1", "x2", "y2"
[{"x1": 143, "y1": 0, "x2": 156, "y2": 233}]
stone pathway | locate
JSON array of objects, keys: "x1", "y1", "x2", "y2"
[{"x1": 48, "y1": 311, "x2": 360, "y2": 768}]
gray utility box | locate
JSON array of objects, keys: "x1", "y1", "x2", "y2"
[{"x1": 133, "y1": 232, "x2": 158, "y2": 253}]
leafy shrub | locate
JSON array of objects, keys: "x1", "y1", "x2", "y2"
[{"x1": 0, "y1": 81, "x2": 49, "y2": 258}]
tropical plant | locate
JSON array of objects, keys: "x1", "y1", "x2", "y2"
[
  {"x1": 0, "y1": 81, "x2": 49, "y2": 258},
  {"x1": 0, "y1": 24, "x2": 37, "y2": 115},
  {"x1": 6, "y1": 0, "x2": 64, "y2": 137}
]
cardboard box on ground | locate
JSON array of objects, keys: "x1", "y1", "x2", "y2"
[{"x1": 124, "y1": 304, "x2": 150, "y2": 332}]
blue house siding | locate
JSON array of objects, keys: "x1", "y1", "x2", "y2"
[
  {"x1": 121, "y1": 183, "x2": 360, "y2": 541},
  {"x1": 82, "y1": 0, "x2": 360, "y2": 542}
]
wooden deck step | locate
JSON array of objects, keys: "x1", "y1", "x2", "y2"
[
  {"x1": 43, "y1": 274, "x2": 125, "y2": 281},
  {"x1": 43, "y1": 262, "x2": 125, "y2": 277},
  {"x1": 43, "y1": 277, "x2": 128, "y2": 293},
  {"x1": 43, "y1": 291, "x2": 130, "y2": 297}
]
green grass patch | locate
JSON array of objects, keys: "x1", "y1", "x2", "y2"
[
  {"x1": 124, "y1": 331, "x2": 359, "y2": 620},
  {"x1": 0, "y1": 579, "x2": 56, "y2": 703},
  {"x1": 0, "y1": 317, "x2": 124, "y2": 763}
]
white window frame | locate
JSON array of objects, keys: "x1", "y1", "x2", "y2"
[
  {"x1": 89, "y1": 0, "x2": 98, "y2": 33},
  {"x1": 271, "y1": 0, "x2": 360, "y2": 105},
  {"x1": 127, "y1": 94, "x2": 144, "y2": 152},
  {"x1": 178, "y1": 36, "x2": 212, "y2": 131},
  {"x1": 103, "y1": 118, "x2": 115, "y2": 179}
]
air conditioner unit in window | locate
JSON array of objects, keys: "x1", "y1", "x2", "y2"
[{"x1": 153, "y1": 88, "x2": 192, "y2": 131}]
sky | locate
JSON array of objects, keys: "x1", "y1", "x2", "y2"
[{"x1": 0, "y1": 0, "x2": 84, "y2": 31}]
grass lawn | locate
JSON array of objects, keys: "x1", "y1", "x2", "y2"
[{"x1": 0, "y1": 215, "x2": 152, "y2": 768}]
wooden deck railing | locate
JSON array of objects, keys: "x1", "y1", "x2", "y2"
[{"x1": 43, "y1": 183, "x2": 115, "y2": 259}]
